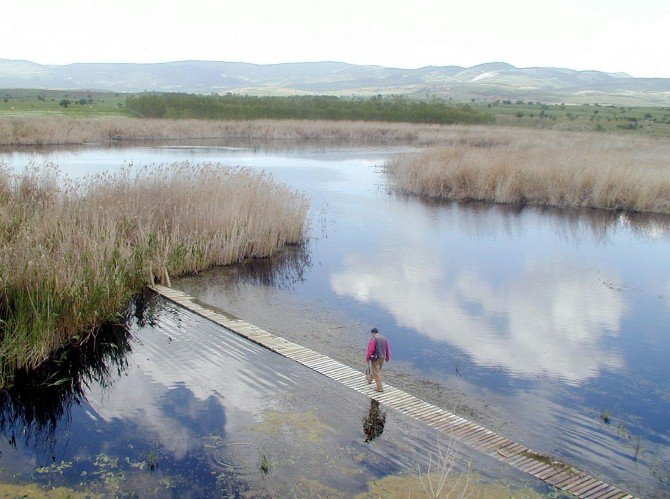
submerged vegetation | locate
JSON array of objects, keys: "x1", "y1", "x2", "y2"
[
  {"x1": 386, "y1": 128, "x2": 670, "y2": 214},
  {"x1": 0, "y1": 163, "x2": 308, "y2": 384},
  {"x1": 126, "y1": 93, "x2": 494, "y2": 125}
]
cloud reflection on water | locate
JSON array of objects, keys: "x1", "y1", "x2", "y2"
[
  {"x1": 331, "y1": 245, "x2": 625, "y2": 385},
  {"x1": 86, "y1": 307, "x2": 296, "y2": 459}
]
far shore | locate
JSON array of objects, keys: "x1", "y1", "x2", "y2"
[{"x1": 2, "y1": 115, "x2": 668, "y2": 215}]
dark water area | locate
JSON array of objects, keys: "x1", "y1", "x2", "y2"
[
  {"x1": 0, "y1": 294, "x2": 539, "y2": 497},
  {"x1": 2, "y1": 141, "x2": 670, "y2": 496}
]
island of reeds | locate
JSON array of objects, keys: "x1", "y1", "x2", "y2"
[
  {"x1": 385, "y1": 128, "x2": 670, "y2": 214},
  {"x1": 0, "y1": 163, "x2": 309, "y2": 386}
]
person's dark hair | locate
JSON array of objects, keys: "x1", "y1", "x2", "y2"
[{"x1": 371, "y1": 327, "x2": 378, "y2": 334}]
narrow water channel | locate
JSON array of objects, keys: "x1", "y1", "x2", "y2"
[{"x1": 2, "y1": 140, "x2": 669, "y2": 497}]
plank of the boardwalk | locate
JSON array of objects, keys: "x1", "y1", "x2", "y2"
[
  {"x1": 534, "y1": 466, "x2": 565, "y2": 481},
  {"x1": 321, "y1": 367, "x2": 352, "y2": 379},
  {"x1": 446, "y1": 423, "x2": 479, "y2": 438},
  {"x1": 508, "y1": 456, "x2": 537, "y2": 470},
  {"x1": 581, "y1": 483, "x2": 615, "y2": 498},
  {"x1": 290, "y1": 352, "x2": 321, "y2": 363},
  {"x1": 324, "y1": 364, "x2": 355, "y2": 375},
  {"x1": 413, "y1": 406, "x2": 443, "y2": 419},
  {"x1": 571, "y1": 479, "x2": 605, "y2": 496},
  {"x1": 430, "y1": 413, "x2": 462, "y2": 427},
  {"x1": 312, "y1": 362, "x2": 343, "y2": 373},
  {"x1": 450, "y1": 424, "x2": 482, "y2": 439},
  {"x1": 464, "y1": 429, "x2": 495, "y2": 445},
  {"x1": 523, "y1": 461, "x2": 550, "y2": 475},
  {"x1": 519, "y1": 460, "x2": 551, "y2": 475},
  {"x1": 554, "y1": 472, "x2": 588, "y2": 490},
  {"x1": 569, "y1": 479, "x2": 601, "y2": 496},
  {"x1": 292, "y1": 350, "x2": 322, "y2": 360},
  {"x1": 406, "y1": 405, "x2": 435, "y2": 417},
  {"x1": 403, "y1": 401, "x2": 432, "y2": 414},
  {"x1": 497, "y1": 443, "x2": 526, "y2": 456},
  {"x1": 601, "y1": 492, "x2": 628, "y2": 499},
  {"x1": 586, "y1": 485, "x2": 619, "y2": 499},
  {"x1": 392, "y1": 400, "x2": 423, "y2": 414},
  {"x1": 410, "y1": 406, "x2": 441, "y2": 419},
  {"x1": 434, "y1": 419, "x2": 468, "y2": 432},
  {"x1": 469, "y1": 433, "x2": 502, "y2": 451},
  {"x1": 303, "y1": 359, "x2": 333, "y2": 369},
  {"x1": 329, "y1": 371, "x2": 361, "y2": 383},
  {"x1": 565, "y1": 477, "x2": 600, "y2": 496},
  {"x1": 561, "y1": 474, "x2": 593, "y2": 490},
  {"x1": 341, "y1": 370, "x2": 366, "y2": 381},
  {"x1": 597, "y1": 490, "x2": 627, "y2": 499},
  {"x1": 372, "y1": 392, "x2": 397, "y2": 404},
  {"x1": 526, "y1": 464, "x2": 554, "y2": 479},
  {"x1": 479, "y1": 435, "x2": 510, "y2": 452},
  {"x1": 474, "y1": 435, "x2": 506, "y2": 453},
  {"x1": 305, "y1": 357, "x2": 337, "y2": 368},
  {"x1": 389, "y1": 392, "x2": 415, "y2": 405},
  {"x1": 401, "y1": 403, "x2": 432, "y2": 418},
  {"x1": 346, "y1": 379, "x2": 370, "y2": 390},
  {"x1": 274, "y1": 346, "x2": 304, "y2": 355},
  {"x1": 544, "y1": 470, "x2": 578, "y2": 488},
  {"x1": 456, "y1": 426, "x2": 487, "y2": 441}
]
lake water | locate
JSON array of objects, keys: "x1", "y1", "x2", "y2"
[{"x1": 1, "y1": 141, "x2": 669, "y2": 496}]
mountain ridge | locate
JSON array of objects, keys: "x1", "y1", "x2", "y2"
[{"x1": 1, "y1": 58, "x2": 668, "y2": 106}]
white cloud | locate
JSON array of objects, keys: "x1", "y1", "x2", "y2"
[{"x1": 331, "y1": 245, "x2": 625, "y2": 385}]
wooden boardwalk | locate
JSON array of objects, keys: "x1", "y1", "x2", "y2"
[{"x1": 150, "y1": 284, "x2": 635, "y2": 499}]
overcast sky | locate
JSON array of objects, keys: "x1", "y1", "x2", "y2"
[{"x1": 3, "y1": 0, "x2": 669, "y2": 77}]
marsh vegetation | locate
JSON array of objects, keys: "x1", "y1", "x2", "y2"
[
  {"x1": 0, "y1": 163, "x2": 308, "y2": 384},
  {"x1": 0, "y1": 115, "x2": 482, "y2": 147},
  {"x1": 386, "y1": 128, "x2": 670, "y2": 213}
]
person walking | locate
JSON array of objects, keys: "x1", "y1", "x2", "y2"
[{"x1": 366, "y1": 327, "x2": 390, "y2": 392}]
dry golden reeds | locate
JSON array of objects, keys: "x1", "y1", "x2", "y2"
[
  {"x1": 386, "y1": 129, "x2": 670, "y2": 213},
  {"x1": 0, "y1": 116, "x2": 478, "y2": 147},
  {"x1": 0, "y1": 162, "x2": 308, "y2": 380}
]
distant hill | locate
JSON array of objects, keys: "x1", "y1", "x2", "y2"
[{"x1": 1, "y1": 58, "x2": 669, "y2": 106}]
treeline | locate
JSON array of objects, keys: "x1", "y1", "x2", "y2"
[{"x1": 126, "y1": 93, "x2": 494, "y2": 125}]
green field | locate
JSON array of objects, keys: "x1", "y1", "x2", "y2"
[
  {"x1": 0, "y1": 89, "x2": 131, "y2": 117},
  {"x1": 2, "y1": 88, "x2": 670, "y2": 136},
  {"x1": 477, "y1": 100, "x2": 670, "y2": 137}
]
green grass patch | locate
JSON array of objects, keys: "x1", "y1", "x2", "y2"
[
  {"x1": 478, "y1": 100, "x2": 670, "y2": 136},
  {"x1": 0, "y1": 89, "x2": 132, "y2": 117}
]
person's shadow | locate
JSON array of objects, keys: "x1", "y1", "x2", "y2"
[{"x1": 363, "y1": 399, "x2": 386, "y2": 443}]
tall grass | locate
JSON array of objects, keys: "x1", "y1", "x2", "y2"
[
  {"x1": 386, "y1": 128, "x2": 670, "y2": 213},
  {"x1": 0, "y1": 116, "x2": 477, "y2": 147},
  {"x1": 0, "y1": 163, "x2": 308, "y2": 383}
]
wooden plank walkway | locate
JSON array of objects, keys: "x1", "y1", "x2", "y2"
[{"x1": 149, "y1": 284, "x2": 635, "y2": 499}]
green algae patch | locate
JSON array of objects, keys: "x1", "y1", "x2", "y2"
[
  {"x1": 250, "y1": 410, "x2": 335, "y2": 443},
  {"x1": 0, "y1": 482, "x2": 96, "y2": 498},
  {"x1": 357, "y1": 473, "x2": 543, "y2": 499}
]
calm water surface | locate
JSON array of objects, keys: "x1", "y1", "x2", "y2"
[{"x1": 2, "y1": 142, "x2": 669, "y2": 496}]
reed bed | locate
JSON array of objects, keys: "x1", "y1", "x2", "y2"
[
  {"x1": 0, "y1": 115, "x2": 485, "y2": 147},
  {"x1": 0, "y1": 163, "x2": 308, "y2": 382},
  {"x1": 386, "y1": 129, "x2": 670, "y2": 214}
]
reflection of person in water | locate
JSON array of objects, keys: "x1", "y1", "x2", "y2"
[{"x1": 363, "y1": 399, "x2": 386, "y2": 443}]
